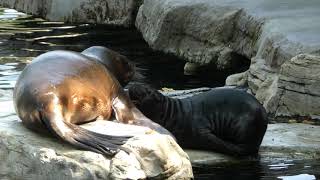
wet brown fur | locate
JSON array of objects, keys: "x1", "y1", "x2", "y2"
[{"x1": 13, "y1": 49, "x2": 170, "y2": 156}]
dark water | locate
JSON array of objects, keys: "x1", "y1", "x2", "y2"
[
  {"x1": 0, "y1": 8, "x2": 319, "y2": 180},
  {"x1": 0, "y1": 8, "x2": 247, "y2": 90},
  {"x1": 194, "y1": 160, "x2": 319, "y2": 180}
]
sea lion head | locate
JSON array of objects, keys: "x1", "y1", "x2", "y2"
[
  {"x1": 81, "y1": 46, "x2": 137, "y2": 86},
  {"x1": 109, "y1": 52, "x2": 136, "y2": 86},
  {"x1": 128, "y1": 84, "x2": 165, "y2": 124}
]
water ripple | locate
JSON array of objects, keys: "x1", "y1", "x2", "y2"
[{"x1": 0, "y1": 63, "x2": 22, "y2": 89}]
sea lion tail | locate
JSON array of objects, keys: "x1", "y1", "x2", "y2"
[{"x1": 39, "y1": 110, "x2": 131, "y2": 156}]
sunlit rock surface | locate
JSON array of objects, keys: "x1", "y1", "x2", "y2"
[
  {"x1": 136, "y1": 0, "x2": 320, "y2": 121},
  {"x1": 0, "y1": 99, "x2": 193, "y2": 179},
  {"x1": 0, "y1": 0, "x2": 142, "y2": 26}
]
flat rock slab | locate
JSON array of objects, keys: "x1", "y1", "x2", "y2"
[
  {"x1": 186, "y1": 123, "x2": 320, "y2": 165},
  {"x1": 260, "y1": 123, "x2": 320, "y2": 161}
]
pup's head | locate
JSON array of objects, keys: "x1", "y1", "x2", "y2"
[{"x1": 128, "y1": 84, "x2": 165, "y2": 123}]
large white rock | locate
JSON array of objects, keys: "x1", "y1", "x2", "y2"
[
  {"x1": 136, "y1": 0, "x2": 320, "y2": 66},
  {"x1": 135, "y1": 0, "x2": 259, "y2": 68},
  {"x1": 0, "y1": 100, "x2": 193, "y2": 179},
  {"x1": 0, "y1": 0, "x2": 142, "y2": 26}
]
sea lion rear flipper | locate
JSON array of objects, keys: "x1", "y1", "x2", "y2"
[
  {"x1": 198, "y1": 129, "x2": 251, "y2": 156},
  {"x1": 40, "y1": 111, "x2": 131, "y2": 156}
]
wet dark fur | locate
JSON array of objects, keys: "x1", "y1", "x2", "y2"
[{"x1": 129, "y1": 85, "x2": 268, "y2": 156}]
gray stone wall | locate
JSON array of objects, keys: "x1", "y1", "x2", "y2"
[{"x1": 0, "y1": 0, "x2": 142, "y2": 26}]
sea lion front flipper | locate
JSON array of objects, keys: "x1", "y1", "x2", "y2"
[
  {"x1": 39, "y1": 110, "x2": 132, "y2": 156},
  {"x1": 112, "y1": 95, "x2": 176, "y2": 139}
]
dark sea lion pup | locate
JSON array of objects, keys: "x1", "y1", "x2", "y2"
[
  {"x1": 128, "y1": 85, "x2": 268, "y2": 156},
  {"x1": 13, "y1": 50, "x2": 173, "y2": 157},
  {"x1": 81, "y1": 46, "x2": 142, "y2": 87}
]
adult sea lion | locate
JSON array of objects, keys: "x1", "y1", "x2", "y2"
[
  {"x1": 13, "y1": 50, "x2": 172, "y2": 156},
  {"x1": 128, "y1": 85, "x2": 268, "y2": 156},
  {"x1": 81, "y1": 46, "x2": 137, "y2": 86}
]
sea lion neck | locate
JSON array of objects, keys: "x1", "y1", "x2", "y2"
[{"x1": 161, "y1": 96, "x2": 191, "y2": 129}]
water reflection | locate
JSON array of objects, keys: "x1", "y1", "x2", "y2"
[
  {"x1": 278, "y1": 174, "x2": 316, "y2": 180},
  {"x1": 0, "y1": 61, "x2": 26, "y2": 89},
  {"x1": 0, "y1": 56, "x2": 28, "y2": 89},
  {"x1": 268, "y1": 162, "x2": 294, "y2": 170},
  {"x1": 193, "y1": 159, "x2": 320, "y2": 180},
  {"x1": 0, "y1": 8, "x2": 25, "y2": 20}
]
